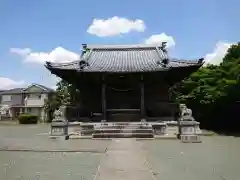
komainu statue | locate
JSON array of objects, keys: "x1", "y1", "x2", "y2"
[
  {"x1": 52, "y1": 106, "x2": 66, "y2": 122},
  {"x1": 179, "y1": 104, "x2": 194, "y2": 121}
]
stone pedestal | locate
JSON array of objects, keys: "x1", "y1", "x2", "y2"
[
  {"x1": 180, "y1": 134, "x2": 201, "y2": 143},
  {"x1": 179, "y1": 121, "x2": 202, "y2": 143},
  {"x1": 152, "y1": 123, "x2": 167, "y2": 135},
  {"x1": 196, "y1": 124, "x2": 202, "y2": 134},
  {"x1": 50, "y1": 121, "x2": 69, "y2": 140}
]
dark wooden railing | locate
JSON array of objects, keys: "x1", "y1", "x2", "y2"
[{"x1": 63, "y1": 102, "x2": 180, "y2": 122}]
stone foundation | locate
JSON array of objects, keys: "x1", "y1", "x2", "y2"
[
  {"x1": 180, "y1": 135, "x2": 201, "y2": 143},
  {"x1": 179, "y1": 121, "x2": 202, "y2": 143}
]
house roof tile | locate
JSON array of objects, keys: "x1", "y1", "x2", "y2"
[
  {"x1": 45, "y1": 44, "x2": 203, "y2": 73},
  {"x1": 0, "y1": 84, "x2": 54, "y2": 95},
  {"x1": 0, "y1": 88, "x2": 24, "y2": 95}
]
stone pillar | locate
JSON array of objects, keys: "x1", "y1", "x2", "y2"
[
  {"x1": 140, "y1": 75, "x2": 145, "y2": 119},
  {"x1": 102, "y1": 75, "x2": 107, "y2": 120}
]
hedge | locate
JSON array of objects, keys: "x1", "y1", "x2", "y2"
[{"x1": 18, "y1": 114, "x2": 38, "y2": 124}]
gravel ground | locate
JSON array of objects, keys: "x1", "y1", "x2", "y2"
[
  {"x1": 1, "y1": 124, "x2": 240, "y2": 180},
  {"x1": 141, "y1": 136, "x2": 240, "y2": 180},
  {"x1": 0, "y1": 124, "x2": 111, "y2": 152},
  {"x1": 0, "y1": 124, "x2": 110, "y2": 180},
  {"x1": 0, "y1": 151, "x2": 102, "y2": 180}
]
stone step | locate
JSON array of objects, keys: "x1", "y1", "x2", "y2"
[
  {"x1": 124, "y1": 125, "x2": 152, "y2": 127},
  {"x1": 94, "y1": 129, "x2": 153, "y2": 134},
  {"x1": 95, "y1": 126, "x2": 152, "y2": 129},
  {"x1": 92, "y1": 133, "x2": 154, "y2": 138},
  {"x1": 81, "y1": 128, "x2": 154, "y2": 135},
  {"x1": 108, "y1": 114, "x2": 141, "y2": 122},
  {"x1": 80, "y1": 129, "x2": 94, "y2": 135}
]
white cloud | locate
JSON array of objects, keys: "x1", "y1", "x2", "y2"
[
  {"x1": 50, "y1": 76, "x2": 61, "y2": 90},
  {"x1": 10, "y1": 48, "x2": 31, "y2": 56},
  {"x1": 145, "y1": 33, "x2": 176, "y2": 48},
  {"x1": 87, "y1": 16, "x2": 146, "y2": 37},
  {"x1": 0, "y1": 77, "x2": 25, "y2": 89},
  {"x1": 204, "y1": 42, "x2": 232, "y2": 66},
  {"x1": 10, "y1": 47, "x2": 79, "y2": 64}
]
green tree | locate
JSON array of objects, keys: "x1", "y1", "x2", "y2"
[
  {"x1": 44, "y1": 79, "x2": 81, "y2": 122},
  {"x1": 177, "y1": 43, "x2": 240, "y2": 132}
]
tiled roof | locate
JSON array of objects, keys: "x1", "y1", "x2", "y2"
[
  {"x1": 0, "y1": 84, "x2": 54, "y2": 95},
  {"x1": 23, "y1": 83, "x2": 54, "y2": 92},
  {"x1": 45, "y1": 44, "x2": 203, "y2": 73},
  {"x1": 0, "y1": 88, "x2": 24, "y2": 95},
  {"x1": 36, "y1": 84, "x2": 54, "y2": 92}
]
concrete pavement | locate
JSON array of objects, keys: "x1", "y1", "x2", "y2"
[{"x1": 94, "y1": 139, "x2": 156, "y2": 180}]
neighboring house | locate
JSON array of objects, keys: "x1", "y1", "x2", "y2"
[{"x1": 0, "y1": 84, "x2": 54, "y2": 122}]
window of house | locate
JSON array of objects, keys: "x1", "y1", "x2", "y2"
[
  {"x1": 26, "y1": 94, "x2": 42, "y2": 99},
  {"x1": 2, "y1": 95, "x2": 12, "y2": 102}
]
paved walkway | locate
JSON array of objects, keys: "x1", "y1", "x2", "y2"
[{"x1": 94, "y1": 139, "x2": 155, "y2": 180}]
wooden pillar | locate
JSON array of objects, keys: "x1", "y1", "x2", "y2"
[
  {"x1": 140, "y1": 75, "x2": 145, "y2": 119},
  {"x1": 102, "y1": 75, "x2": 107, "y2": 120}
]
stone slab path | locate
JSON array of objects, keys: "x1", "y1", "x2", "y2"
[{"x1": 94, "y1": 139, "x2": 155, "y2": 180}]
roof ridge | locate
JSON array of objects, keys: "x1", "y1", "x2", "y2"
[
  {"x1": 86, "y1": 44, "x2": 159, "y2": 49},
  {"x1": 171, "y1": 59, "x2": 199, "y2": 64},
  {"x1": 33, "y1": 83, "x2": 53, "y2": 90},
  {"x1": 22, "y1": 83, "x2": 54, "y2": 92},
  {"x1": 45, "y1": 60, "x2": 79, "y2": 67},
  {"x1": 45, "y1": 46, "x2": 203, "y2": 73}
]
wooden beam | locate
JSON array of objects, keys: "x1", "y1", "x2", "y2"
[
  {"x1": 102, "y1": 75, "x2": 107, "y2": 120},
  {"x1": 140, "y1": 75, "x2": 145, "y2": 118}
]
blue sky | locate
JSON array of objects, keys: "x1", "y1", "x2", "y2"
[{"x1": 0, "y1": 0, "x2": 239, "y2": 89}]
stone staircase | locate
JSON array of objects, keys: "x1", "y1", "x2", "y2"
[{"x1": 92, "y1": 123, "x2": 154, "y2": 138}]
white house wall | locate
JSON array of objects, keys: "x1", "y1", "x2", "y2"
[{"x1": 25, "y1": 93, "x2": 48, "y2": 107}]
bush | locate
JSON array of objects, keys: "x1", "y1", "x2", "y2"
[{"x1": 18, "y1": 114, "x2": 38, "y2": 124}]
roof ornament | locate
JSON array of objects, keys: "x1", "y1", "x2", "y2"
[
  {"x1": 162, "y1": 58, "x2": 169, "y2": 67},
  {"x1": 79, "y1": 44, "x2": 90, "y2": 70},
  {"x1": 81, "y1": 44, "x2": 87, "y2": 57},
  {"x1": 79, "y1": 60, "x2": 88, "y2": 70},
  {"x1": 156, "y1": 58, "x2": 169, "y2": 67},
  {"x1": 198, "y1": 58, "x2": 204, "y2": 64},
  {"x1": 46, "y1": 61, "x2": 52, "y2": 67},
  {"x1": 161, "y1": 42, "x2": 169, "y2": 67},
  {"x1": 156, "y1": 42, "x2": 169, "y2": 67},
  {"x1": 160, "y1": 42, "x2": 167, "y2": 53}
]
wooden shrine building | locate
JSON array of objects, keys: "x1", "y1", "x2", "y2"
[{"x1": 45, "y1": 43, "x2": 203, "y2": 122}]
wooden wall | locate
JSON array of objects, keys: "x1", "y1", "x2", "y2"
[{"x1": 73, "y1": 72, "x2": 179, "y2": 121}]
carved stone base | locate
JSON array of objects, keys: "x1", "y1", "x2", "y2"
[
  {"x1": 49, "y1": 135, "x2": 69, "y2": 140},
  {"x1": 50, "y1": 121, "x2": 68, "y2": 137},
  {"x1": 92, "y1": 133, "x2": 154, "y2": 138},
  {"x1": 180, "y1": 135, "x2": 202, "y2": 143}
]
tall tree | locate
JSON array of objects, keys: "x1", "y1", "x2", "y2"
[
  {"x1": 44, "y1": 79, "x2": 81, "y2": 122},
  {"x1": 177, "y1": 43, "x2": 240, "y2": 132}
]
